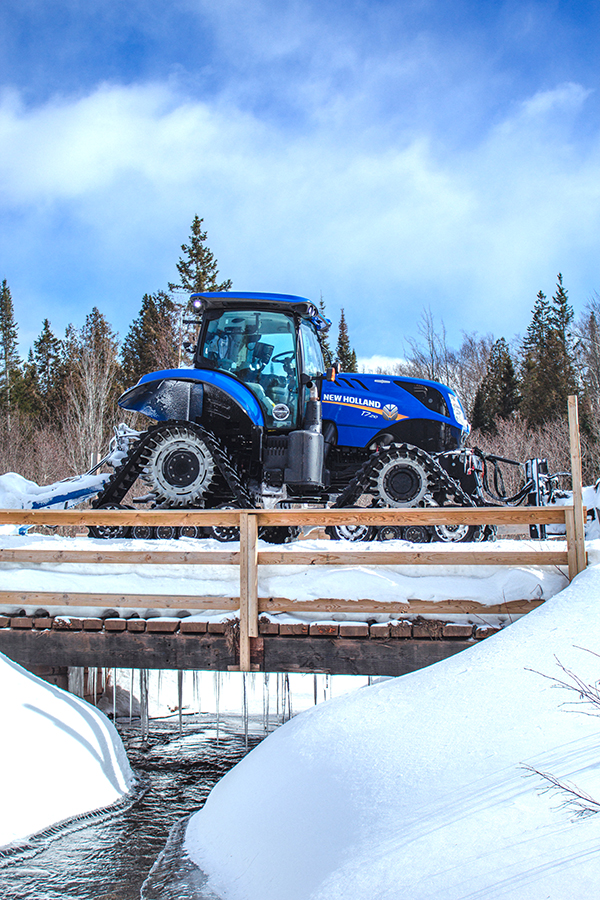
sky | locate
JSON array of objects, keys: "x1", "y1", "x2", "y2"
[{"x1": 1, "y1": 0, "x2": 600, "y2": 360}]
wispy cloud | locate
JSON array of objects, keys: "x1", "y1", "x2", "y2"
[{"x1": 0, "y1": 5, "x2": 600, "y2": 357}]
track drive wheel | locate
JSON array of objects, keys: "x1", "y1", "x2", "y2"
[
  {"x1": 88, "y1": 504, "x2": 132, "y2": 540},
  {"x1": 369, "y1": 445, "x2": 431, "y2": 508},
  {"x1": 143, "y1": 423, "x2": 215, "y2": 508}
]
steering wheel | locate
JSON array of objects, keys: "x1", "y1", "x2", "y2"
[{"x1": 271, "y1": 351, "x2": 296, "y2": 363}]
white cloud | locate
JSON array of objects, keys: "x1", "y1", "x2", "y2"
[{"x1": 0, "y1": 76, "x2": 600, "y2": 356}]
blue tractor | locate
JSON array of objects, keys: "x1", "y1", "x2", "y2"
[{"x1": 93, "y1": 292, "x2": 505, "y2": 542}]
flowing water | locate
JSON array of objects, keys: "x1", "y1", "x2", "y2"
[{"x1": 0, "y1": 715, "x2": 264, "y2": 900}]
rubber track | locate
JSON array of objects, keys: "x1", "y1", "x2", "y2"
[
  {"x1": 93, "y1": 420, "x2": 255, "y2": 510},
  {"x1": 333, "y1": 442, "x2": 476, "y2": 510}
]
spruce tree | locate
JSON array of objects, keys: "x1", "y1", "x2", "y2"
[
  {"x1": 520, "y1": 276, "x2": 578, "y2": 425},
  {"x1": 32, "y1": 319, "x2": 63, "y2": 419},
  {"x1": 0, "y1": 280, "x2": 21, "y2": 418},
  {"x1": 121, "y1": 291, "x2": 179, "y2": 387},
  {"x1": 317, "y1": 294, "x2": 334, "y2": 368},
  {"x1": 168, "y1": 215, "x2": 232, "y2": 302},
  {"x1": 336, "y1": 308, "x2": 358, "y2": 372},
  {"x1": 471, "y1": 338, "x2": 520, "y2": 433}
]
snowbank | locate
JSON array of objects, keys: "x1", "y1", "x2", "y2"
[
  {"x1": 0, "y1": 532, "x2": 570, "y2": 623},
  {"x1": 0, "y1": 653, "x2": 134, "y2": 847},
  {"x1": 185, "y1": 562, "x2": 600, "y2": 900}
]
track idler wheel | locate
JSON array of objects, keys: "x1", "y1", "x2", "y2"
[
  {"x1": 432, "y1": 524, "x2": 484, "y2": 543},
  {"x1": 325, "y1": 523, "x2": 376, "y2": 542}
]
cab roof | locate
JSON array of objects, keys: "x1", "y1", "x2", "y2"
[{"x1": 190, "y1": 292, "x2": 331, "y2": 331}]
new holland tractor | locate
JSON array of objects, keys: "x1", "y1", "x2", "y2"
[{"x1": 83, "y1": 291, "x2": 556, "y2": 543}]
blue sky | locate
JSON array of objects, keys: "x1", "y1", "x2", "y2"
[{"x1": 1, "y1": 0, "x2": 600, "y2": 362}]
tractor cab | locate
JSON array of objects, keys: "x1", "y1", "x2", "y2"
[{"x1": 192, "y1": 292, "x2": 328, "y2": 431}]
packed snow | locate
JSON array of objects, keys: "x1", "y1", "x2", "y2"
[
  {"x1": 0, "y1": 652, "x2": 134, "y2": 847},
  {"x1": 0, "y1": 531, "x2": 573, "y2": 626},
  {"x1": 185, "y1": 549, "x2": 600, "y2": 900}
]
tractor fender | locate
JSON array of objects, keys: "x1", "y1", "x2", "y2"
[{"x1": 118, "y1": 368, "x2": 266, "y2": 427}]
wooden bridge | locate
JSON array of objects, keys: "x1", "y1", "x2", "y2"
[
  {"x1": 0, "y1": 503, "x2": 585, "y2": 678},
  {"x1": 0, "y1": 397, "x2": 588, "y2": 679}
]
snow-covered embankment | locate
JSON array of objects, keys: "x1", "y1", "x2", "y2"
[
  {"x1": 185, "y1": 546, "x2": 600, "y2": 900},
  {"x1": 0, "y1": 654, "x2": 134, "y2": 847}
]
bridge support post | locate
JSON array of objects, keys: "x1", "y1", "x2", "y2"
[
  {"x1": 568, "y1": 395, "x2": 586, "y2": 577},
  {"x1": 239, "y1": 512, "x2": 259, "y2": 671}
]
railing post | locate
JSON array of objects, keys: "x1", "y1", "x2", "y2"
[
  {"x1": 239, "y1": 511, "x2": 258, "y2": 671},
  {"x1": 568, "y1": 395, "x2": 587, "y2": 576}
]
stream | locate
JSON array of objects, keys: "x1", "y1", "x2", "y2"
[{"x1": 0, "y1": 714, "x2": 265, "y2": 900}]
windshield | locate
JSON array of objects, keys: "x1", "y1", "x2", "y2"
[{"x1": 199, "y1": 309, "x2": 298, "y2": 428}]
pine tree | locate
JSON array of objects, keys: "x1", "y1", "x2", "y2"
[
  {"x1": 168, "y1": 215, "x2": 232, "y2": 302},
  {"x1": 121, "y1": 291, "x2": 179, "y2": 387},
  {"x1": 336, "y1": 308, "x2": 358, "y2": 372},
  {"x1": 32, "y1": 319, "x2": 63, "y2": 419},
  {"x1": 317, "y1": 294, "x2": 334, "y2": 368},
  {"x1": 471, "y1": 338, "x2": 520, "y2": 433},
  {"x1": 0, "y1": 280, "x2": 21, "y2": 419},
  {"x1": 520, "y1": 276, "x2": 579, "y2": 425}
]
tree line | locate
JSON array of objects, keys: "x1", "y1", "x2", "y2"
[{"x1": 1, "y1": 211, "x2": 598, "y2": 485}]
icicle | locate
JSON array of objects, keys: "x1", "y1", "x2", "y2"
[
  {"x1": 284, "y1": 673, "x2": 292, "y2": 721},
  {"x1": 157, "y1": 670, "x2": 163, "y2": 711},
  {"x1": 89, "y1": 667, "x2": 97, "y2": 706},
  {"x1": 68, "y1": 667, "x2": 85, "y2": 698},
  {"x1": 140, "y1": 669, "x2": 149, "y2": 741},
  {"x1": 112, "y1": 668, "x2": 117, "y2": 721},
  {"x1": 193, "y1": 670, "x2": 201, "y2": 715},
  {"x1": 263, "y1": 672, "x2": 270, "y2": 734},
  {"x1": 242, "y1": 672, "x2": 249, "y2": 750},
  {"x1": 215, "y1": 671, "x2": 221, "y2": 745},
  {"x1": 177, "y1": 670, "x2": 184, "y2": 735},
  {"x1": 313, "y1": 674, "x2": 318, "y2": 705},
  {"x1": 130, "y1": 669, "x2": 135, "y2": 724},
  {"x1": 368, "y1": 675, "x2": 373, "y2": 687}
]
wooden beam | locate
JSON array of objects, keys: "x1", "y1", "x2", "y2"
[
  {"x1": 257, "y1": 549, "x2": 569, "y2": 567},
  {"x1": 0, "y1": 548, "x2": 239, "y2": 565},
  {"x1": 0, "y1": 547, "x2": 567, "y2": 568},
  {"x1": 568, "y1": 395, "x2": 587, "y2": 576},
  {"x1": 239, "y1": 512, "x2": 258, "y2": 670},
  {"x1": 0, "y1": 629, "x2": 477, "y2": 676},
  {"x1": 0, "y1": 591, "x2": 239, "y2": 610},
  {"x1": 0, "y1": 505, "x2": 568, "y2": 527},
  {"x1": 258, "y1": 597, "x2": 545, "y2": 616}
]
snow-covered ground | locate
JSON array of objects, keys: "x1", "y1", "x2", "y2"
[
  {"x1": 0, "y1": 531, "x2": 574, "y2": 626},
  {"x1": 0, "y1": 652, "x2": 134, "y2": 848},
  {"x1": 184, "y1": 554, "x2": 600, "y2": 900}
]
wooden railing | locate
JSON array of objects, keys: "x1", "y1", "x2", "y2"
[{"x1": 0, "y1": 502, "x2": 586, "y2": 670}]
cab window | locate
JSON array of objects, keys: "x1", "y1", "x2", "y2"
[
  {"x1": 200, "y1": 309, "x2": 298, "y2": 429},
  {"x1": 299, "y1": 320, "x2": 325, "y2": 379}
]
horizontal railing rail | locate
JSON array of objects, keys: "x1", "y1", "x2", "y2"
[{"x1": 0, "y1": 502, "x2": 587, "y2": 670}]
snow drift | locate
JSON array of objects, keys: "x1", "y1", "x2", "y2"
[
  {"x1": 185, "y1": 549, "x2": 600, "y2": 900},
  {"x1": 0, "y1": 653, "x2": 134, "y2": 847}
]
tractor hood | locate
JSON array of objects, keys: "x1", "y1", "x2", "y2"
[{"x1": 118, "y1": 368, "x2": 265, "y2": 427}]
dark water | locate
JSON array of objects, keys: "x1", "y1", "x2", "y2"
[{"x1": 0, "y1": 716, "x2": 264, "y2": 900}]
